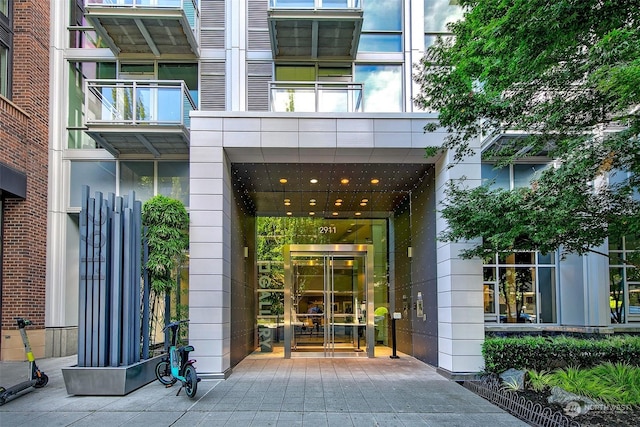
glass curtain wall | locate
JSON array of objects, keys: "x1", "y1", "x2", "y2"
[
  {"x1": 256, "y1": 217, "x2": 389, "y2": 355},
  {"x1": 609, "y1": 235, "x2": 640, "y2": 323},
  {"x1": 483, "y1": 252, "x2": 557, "y2": 324}
]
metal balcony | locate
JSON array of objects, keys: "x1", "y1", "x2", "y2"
[
  {"x1": 84, "y1": 79, "x2": 197, "y2": 156},
  {"x1": 83, "y1": 0, "x2": 199, "y2": 58},
  {"x1": 268, "y1": 0, "x2": 363, "y2": 60},
  {"x1": 269, "y1": 81, "x2": 363, "y2": 112}
]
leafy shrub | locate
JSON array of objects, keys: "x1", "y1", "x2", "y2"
[
  {"x1": 526, "y1": 369, "x2": 555, "y2": 392},
  {"x1": 483, "y1": 335, "x2": 640, "y2": 373}
]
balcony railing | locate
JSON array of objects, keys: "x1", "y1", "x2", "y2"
[
  {"x1": 269, "y1": 82, "x2": 363, "y2": 113},
  {"x1": 268, "y1": 0, "x2": 361, "y2": 9},
  {"x1": 85, "y1": 79, "x2": 196, "y2": 128},
  {"x1": 84, "y1": 0, "x2": 199, "y2": 56}
]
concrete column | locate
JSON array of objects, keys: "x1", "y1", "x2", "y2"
[
  {"x1": 45, "y1": 0, "x2": 71, "y2": 328},
  {"x1": 434, "y1": 143, "x2": 485, "y2": 374},
  {"x1": 189, "y1": 118, "x2": 231, "y2": 378}
]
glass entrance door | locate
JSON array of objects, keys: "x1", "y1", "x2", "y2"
[{"x1": 284, "y1": 244, "x2": 374, "y2": 358}]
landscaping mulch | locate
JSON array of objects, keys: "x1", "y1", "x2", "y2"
[{"x1": 514, "y1": 389, "x2": 640, "y2": 427}]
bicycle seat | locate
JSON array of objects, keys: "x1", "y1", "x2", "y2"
[{"x1": 179, "y1": 345, "x2": 194, "y2": 352}]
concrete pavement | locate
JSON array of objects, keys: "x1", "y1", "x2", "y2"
[{"x1": 0, "y1": 353, "x2": 527, "y2": 426}]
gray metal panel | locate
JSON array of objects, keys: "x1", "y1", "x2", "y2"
[
  {"x1": 78, "y1": 186, "x2": 90, "y2": 367},
  {"x1": 110, "y1": 196, "x2": 123, "y2": 367}
]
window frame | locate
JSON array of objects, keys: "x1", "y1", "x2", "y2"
[{"x1": 0, "y1": 0, "x2": 12, "y2": 99}]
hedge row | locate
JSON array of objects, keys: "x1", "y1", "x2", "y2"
[{"x1": 482, "y1": 335, "x2": 640, "y2": 373}]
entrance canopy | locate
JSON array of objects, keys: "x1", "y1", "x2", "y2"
[{"x1": 231, "y1": 163, "x2": 433, "y2": 218}]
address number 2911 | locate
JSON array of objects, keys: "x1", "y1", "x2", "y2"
[{"x1": 319, "y1": 226, "x2": 337, "y2": 234}]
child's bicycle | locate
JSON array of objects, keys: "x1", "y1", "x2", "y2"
[{"x1": 155, "y1": 319, "x2": 200, "y2": 398}]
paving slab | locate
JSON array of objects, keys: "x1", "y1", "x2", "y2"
[{"x1": 0, "y1": 353, "x2": 528, "y2": 426}]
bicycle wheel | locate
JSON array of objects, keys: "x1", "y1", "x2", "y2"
[
  {"x1": 155, "y1": 360, "x2": 176, "y2": 385},
  {"x1": 184, "y1": 364, "x2": 198, "y2": 398}
]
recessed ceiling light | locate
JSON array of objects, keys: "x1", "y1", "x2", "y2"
[
  {"x1": 336, "y1": 199, "x2": 343, "y2": 203},
  {"x1": 335, "y1": 202, "x2": 342, "y2": 206},
  {"x1": 360, "y1": 202, "x2": 367, "y2": 206},
  {"x1": 361, "y1": 198, "x2": 368, "y2": 203},
  {"x1": 310, "y1": 199, "x2": 316, "y2": 202},
  {"x1": 286, "y1": 212, "x2": 292, "y2": 216},
  {"x1": 341, "y1": 178, "x2": 349, "y2": 184},
  {"x1": 310, "y1": 178, "x2": 318, "y2": 184},
  {"x1": 310, "y1": 202, "x2": 316, "y2": 206},
  {"x1": 284, "y1": 198, "x2": 290, "y2": 202},
  {"x1": 371, "y1": 178, "x2": 379, "y2": 184},
  {"x1": 355, "y1": 212, "x2": 361, "y2": 216},
  {"x1": 284, "y1": 202, "x2": 291, "y2": 206},
  {"x1": 280, "y1": 178, "x2": 288, "y2": 184},
  {"x1": 332, "y1": 212, "x2": 338, "y2": 216},
  {"x1": 309, "y1": 212, "x2": 315, "y2": 216}
]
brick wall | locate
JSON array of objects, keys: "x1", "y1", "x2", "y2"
[{"x1": 0, "y1": 0, "x2": 50, "y2": 344}]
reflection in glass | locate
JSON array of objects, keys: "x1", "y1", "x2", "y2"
[
  {"x1": 481, "y1": 164, "x2": 510, "y2": 190},
  {"x1": 513, "y1": 164, "x2": 546, "y2": 188},
  {"x1": 355, "y1": 65, "x2": 402, "y2": 112},
  {"x1": 424, "y1": 0, "x2": 464, "y2": 32},
  {"x1": 69, "y1": 161, "x2": 116, "y2": 207},
  {"x1": 363, "y1": 0, "x2": 402, "y2": 31},
  {"x1": 610, "y1": 268, "x2": 625, "y2": 323},
  {"x1": 120, "y1": 161, "x2": 154, "y2": 203},
  {"x1": 499, "y1": 267, "x2": 536, "y2": 323},
  {"x1": 158, "y1": 162, "x2": 189, "y2": 207},
  {"x1": 358, "y1": 34, "x2": 402, "y2": 52},
  {"x1": 484, "y1": 284, "x2": 495, "y2": 314}
]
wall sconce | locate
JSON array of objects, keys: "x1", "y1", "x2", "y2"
[
  {"x1": 244, "y1": 247, "x2": 249, "y2": 258},
  {"x1": 407, "y1": 247, "x2": 412, "y2": 258}
]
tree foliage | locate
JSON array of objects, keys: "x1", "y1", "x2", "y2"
[
  {"x1": 142, "y1": 195, "x2": 189, "y2": 294},
  {"x1": 414, "y1": 0, "x2": 640, "y2": 260}
]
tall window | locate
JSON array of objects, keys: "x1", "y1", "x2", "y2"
[
  {"x1": 609, "y1": 235, "x2": 640, "y2": 324},
  {"x1": 481, "y1": 161, "x2": 557, "y2": 324},
  {"x1": 484, "y1": 252, "x2": 557, "y2": 324},
  {"x1": 0, "y1": 44, "x2": 7, "y2": 97},
  {"x1": 0, "y1": 0, "x2": 10, "y2": 98},
  {"x1": 359, "y1": 0, "x2": 402, "y2": 52}
]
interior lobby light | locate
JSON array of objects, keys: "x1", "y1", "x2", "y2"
[
  {"x1": 280, "y1": 178, "x2": 287, "y2": 184},
  {"x1": 286, "y1": 211, "x2": 292, "y2": 216},
  {"x1": 370, "y1": 178, "x2": 379, "y2": 184},
  {"x1": 355, "y1": 212, "x2": 361, "y2": 216},
  {"x1": 310, "y1": 178, "x2": 318, "y2": 184},
  {"x1": 335, "y1": 202, "x2": 342, "y2": 206},
  {"x1": 332, "y1": 212, "x2": 338, "y2": 216},
  {"x1": 360, "y1": 202, "x2": 367, "y2": 206},
  {"x1": 361, "y1": 198, "x2": 368, "y2": 203},
  {"x1": 309, "y1": 212, "x2": 315, "y2": 216},
  {"x1": 341, "y1": 178, "x2": 349, "y2": 184}
]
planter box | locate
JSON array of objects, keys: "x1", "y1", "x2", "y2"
[{"x1": 62, "y1": 354, "x2": 164, "y2": 396}]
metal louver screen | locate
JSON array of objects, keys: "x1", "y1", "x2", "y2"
[
  {"x1": 201, "y1": 0, "x2": 225, "y2": 49},
  {"x1": 247, "y1": 62, "x2": 272, "y2": 111},
  {"x1": 201, "y1": 61, "x2": 226, "y2": 111},
  {"x1": 248, "y1": 0, "x2": 270, "y2": 51}
]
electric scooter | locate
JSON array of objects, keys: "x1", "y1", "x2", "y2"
[{"x1": 0, "y1": 318, "x2": 49, "y2": 405}]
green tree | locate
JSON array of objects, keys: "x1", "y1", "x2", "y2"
[{"x1": 414, "y1": 0, "x2": 640, "y2": 263}]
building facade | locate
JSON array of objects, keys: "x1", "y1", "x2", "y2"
[
  {"x1": 43, "y1": 0, "x2": 638, "y2": 374},
  {"x1": 0, "y1": 0, "x2": 50, "y2": 360}
]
